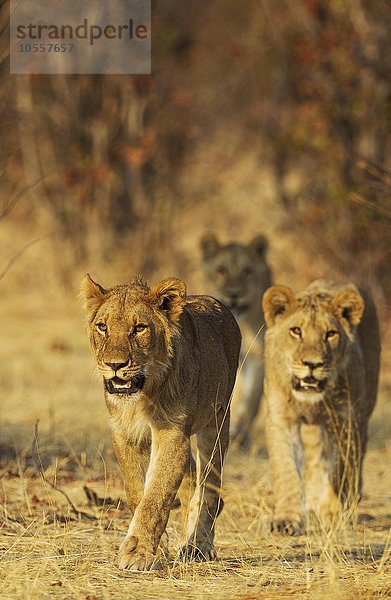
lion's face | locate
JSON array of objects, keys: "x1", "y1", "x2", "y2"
[
  {"x1": 200, "y1": 233, "x2": 271, "y2": 317},
  {"x1": 274, "y1": 306, "x2": 347, "y2": 402},
  {"x1": 81, "y1": 275, "x2": 186, "y2": 397},
  {"x1": 263, "y1": 283, "x2": 364, "y2": 403}
]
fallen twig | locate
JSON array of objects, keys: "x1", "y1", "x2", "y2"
[
  {"x1": 83, "y1": 484, "x2": 126, "y2": 510},
  {"x1": 43, "y1": 478, "x2": 97, "y2": 522},
  {"x1": 33, "y1": 421, "x2": 97, "y2": 522}
]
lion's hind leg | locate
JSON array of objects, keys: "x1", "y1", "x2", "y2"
[
  {"x1": 177, "y1": 452, "x2": 197, "y2": 535},
  {"x1": 179, "y1": 412, "x2": 229, "y2": 562}
]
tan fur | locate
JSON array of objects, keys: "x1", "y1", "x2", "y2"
[
  {"x1": 262, "y1": 279, "x2": 380, "y2": 534},
  {"x1": 81, "y1": 274, "x2": 241, "y2": 569},
  {"x1": 200, "y1": 233, "x2": 272, "y2": 445}
]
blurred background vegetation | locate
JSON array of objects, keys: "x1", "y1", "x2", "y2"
[{"x1": 1, "y1": 0, "x2": 390, "y2": 296}]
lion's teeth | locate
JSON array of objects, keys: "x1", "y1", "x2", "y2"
[{"x1": 299, "y1": 380, "x2": 318, "y2": 390}]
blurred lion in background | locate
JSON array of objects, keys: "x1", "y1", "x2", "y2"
[
  {"x1": 81, "y1": 274, "x2": 241, "y2": 570},
  {"x1": 262, "y1": 279, "x2": 380, "y2": 534},
  {"x1": 200, "y1": 233, "x2": 272, "y2": 446}
]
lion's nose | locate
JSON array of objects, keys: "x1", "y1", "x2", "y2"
[
  {"x1": 303, "y1": 360, "x2": 324, "y2": 370},
  {"x1": 228, "y1": 293, "x2": 240, "y2": 305},
  {"x1": 105, "y1": 360, "x2": 129, "y2": 371}
]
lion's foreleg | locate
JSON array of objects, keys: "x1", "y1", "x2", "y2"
[
  {"x1": 326, "y1": 414, "x2": 363, "y2": 513},
  {"x1": 118, "y1": 427, "x2": 190, "y2": 570},
  {"x1": 266, "y1": 417, "x2": 304, "y2": 535},
  {"x1": 302, "y1": 424, "x2": 340, "y2": 524},
  {"x1": 230, "y1": 356, "x2": 263, "y2": 447},
  {"x1": 111, "y1": 430, "x2": 148, "y2": 515},
  {"x1": 181, "y1": 413, "x2": 229, "y2": 561}
]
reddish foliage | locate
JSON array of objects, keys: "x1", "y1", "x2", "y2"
[{"x1": 295, "y1": 38, "x2": 321, "y2": 67}]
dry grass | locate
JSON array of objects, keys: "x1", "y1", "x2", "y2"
[
  {"x1": 0, "y1": 216, "x2": 390, "y2": 599},
  {"x1": 1, "y1": 435, "x2": 390, "y2": 599}
]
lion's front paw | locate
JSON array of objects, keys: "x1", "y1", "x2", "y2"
[
  {"x1": 272, "y1": 517, "x2": 304, "y2": 536},
  {"x1": 179, "y1": 541, "x2": 217, "y2": 562},
  {"x1": 118, "y1": 535, "x2": 156, "y2": 571}
]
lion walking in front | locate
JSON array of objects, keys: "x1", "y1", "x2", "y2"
[
  {"x1": 262, "y1": 280, "x2": 380, "y2": 534},
  {"x1": 81, "y1": 274, "x2": 241, "y2": 569}
]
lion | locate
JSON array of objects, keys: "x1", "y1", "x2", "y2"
[
  {"x1": 200, "y1": 233, "x2": 272, "y2": 445},
  {"x1": 262, "y1": 279, "x2": 380, "y2": 534},
  {"x1": 81, "y1": 274, "x2": 241, "y2": 570}
]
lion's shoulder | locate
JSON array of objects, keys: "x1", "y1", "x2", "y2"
[{"x1": 183, "y1": 295, "x2": 241, "y2": 341}]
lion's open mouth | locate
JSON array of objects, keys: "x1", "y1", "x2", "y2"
[
  {"x1": 292, "y1": 375, "x2": 326, "y2": 394},
  {"x1": 104, "y1": 373, "x2": 145, "y2": 395},
  {"x1": 228, "y1": 301, "x2": 250, "y2": 316}
]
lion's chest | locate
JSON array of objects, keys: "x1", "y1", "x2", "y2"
[
  {"x1": 293, "y1": 379, "x2": 351, "y2": 426},
  {"x1": 107, "y1": 394, "x2": 151, "y2": 444}
]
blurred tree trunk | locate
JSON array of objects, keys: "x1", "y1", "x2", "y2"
[{"x1": 15, "y1": 75, "x2": 153, "y2": 263}]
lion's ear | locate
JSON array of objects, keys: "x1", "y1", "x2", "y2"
[
  {"x1": 80, "y1": 274, "x2": 107, "y2": 314},
  {"x1": 149, "y1": 277, "x2": 187, "y2": 322},
  {"x1": 331, "y1": 285, "x2": 364, "y2": 329},
  {"x1": 250, "y1": 234, "x2": 268, "y2": 258},
  {"x1": 200, "y1": 233, "x2": 220, "y2": 260},
  {"x1": 262, "y1": 285, "x2": 297, "y2": 327}
]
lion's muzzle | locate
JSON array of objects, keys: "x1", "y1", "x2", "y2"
[
  {"x1": 225, "y1": 297, "x2": 250, "y2": 317},
  {"x1": 104, "y1": 373, "x2": 146, "y2": 395},
  {"x1": 292, "y1": 375, "x2": 326, "y2": 395}
]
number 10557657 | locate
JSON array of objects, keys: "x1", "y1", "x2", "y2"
[{"x1": 18, "y1": 43, "x2": 74, "y2": 53}]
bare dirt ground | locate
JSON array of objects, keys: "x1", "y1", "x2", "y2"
[{"x1": 0, "y1": 270, "x2": 390, "y2": 600}]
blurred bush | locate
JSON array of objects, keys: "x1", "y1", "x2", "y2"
[{"x1": 0, "y1": 0, "x2": 390, "y2": 297}]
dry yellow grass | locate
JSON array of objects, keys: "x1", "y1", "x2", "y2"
[
  {"x1": 0, "y1": 214, "x2": 390, "y2": 599},
  {"x1": 1, "y1": 433, "x2": 390, "y2": 599}
]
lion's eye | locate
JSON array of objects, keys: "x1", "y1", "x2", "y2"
[
  {"x1": 133, "y1": 324, "x2": 148, "y2": 334},
  {"x1": 289, "y1": 327, "x2": 302, "y2": 338},
  {"x1": 326, "y1": 330, "x2": 339, "y2": 340},
  {"x1": 96, "y1": 322, "x2": 107, "y2": 334},
  {"x1": 243, "y1": 267, "x2": 253, "y2": 277}
]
